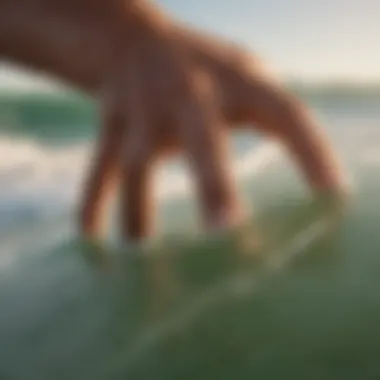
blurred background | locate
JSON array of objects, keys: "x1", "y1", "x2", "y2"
[{"x1": 0, "y1": 1, "x2": 380, "y2": 379}]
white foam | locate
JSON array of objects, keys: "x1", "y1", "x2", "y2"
[
  {"x1": 154, "y1": 141, "x2": 280, "y2": 200},
  {"x1": 0, "y1": 137, "x2": 87, "y2": 202},
  {"x1": 0, "y1": 137, "x2": 281, "y2": 266},
  {"x1": 0, "y1": 137, "x2": 280, "y2": 214}
]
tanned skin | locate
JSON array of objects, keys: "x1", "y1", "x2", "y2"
[{"x1": 0, "y1": 0, "x2": 348, "y2": 243}]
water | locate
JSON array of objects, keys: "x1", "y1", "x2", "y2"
[{"x1": 0, "y1": 85, "x2": 380, "y2": 379}]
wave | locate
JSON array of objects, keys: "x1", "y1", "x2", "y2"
[
  {"x1": 0, "y1": 136, "x2": 280, "y2": 232},
  {"x1": 1, "y1": 104, "x2": 377, "y2": 234},
  {"x1": 1, "y1": 85, "x2": 380, "y2": 142}
]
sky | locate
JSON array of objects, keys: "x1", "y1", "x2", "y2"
[{"x1": 0, "y1": 0, "x2": 379, "y2": 90}]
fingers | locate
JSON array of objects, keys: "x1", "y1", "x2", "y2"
[
  {"x1": 120, "y1": 149, "x2": 156, "y2": 242},
  {"x1": 79, "y1": 100, "x2": 126, "y2": 241},
  {"x1": 119, "y1": 107, "x2": 157, "y2": 242},
  {"x1": 177, "y1": 70, "x2": 243, "y2": 232},
  {"x1": 247, "y1": 77, "x2": 348, "y2": 196}
]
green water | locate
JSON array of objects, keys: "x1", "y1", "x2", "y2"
[{"x1": 0, "y1": 86, "x2": 380, "y2": 379}]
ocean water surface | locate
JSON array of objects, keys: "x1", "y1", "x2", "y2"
[{"x1": 0, "y1": 85, "x2": 380, "y2": 379}]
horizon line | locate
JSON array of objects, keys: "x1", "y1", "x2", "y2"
[{"x1": 0, "y1": 75, "x2": 380, "y2": 95}]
